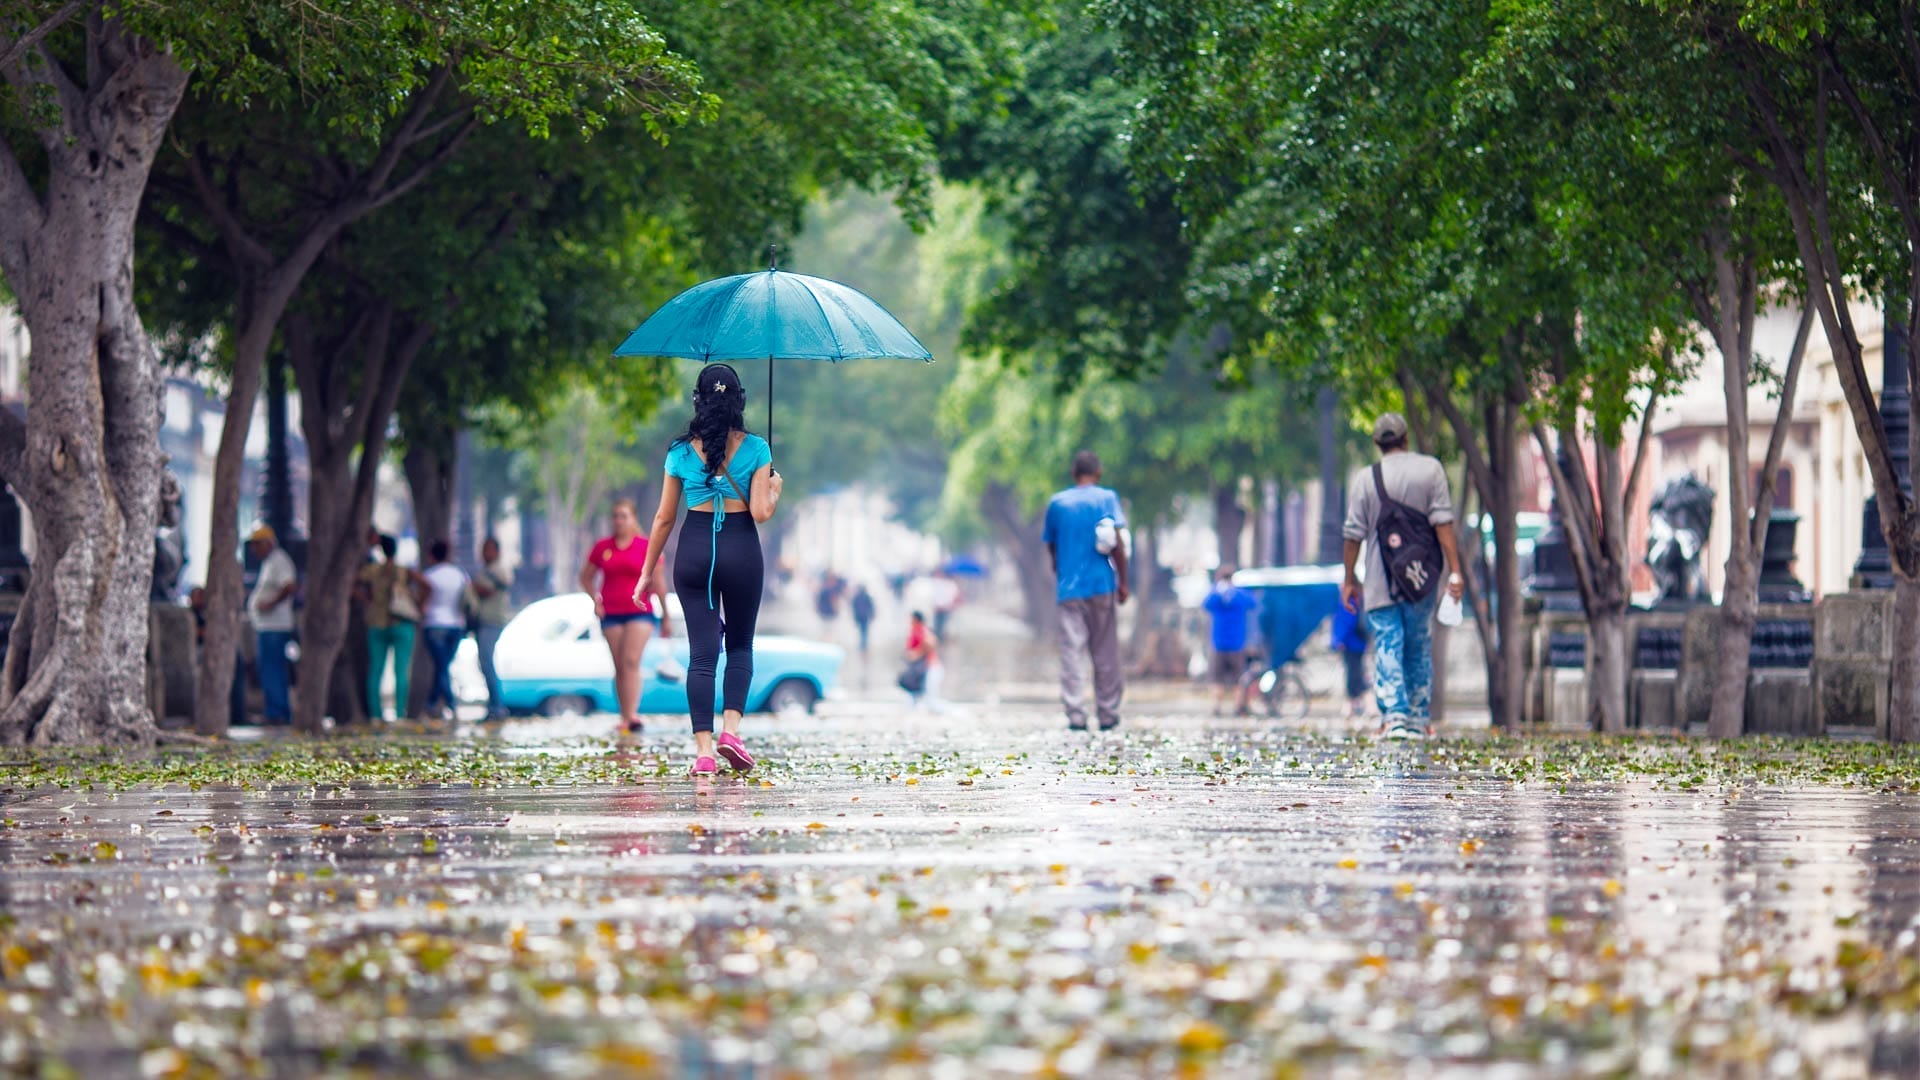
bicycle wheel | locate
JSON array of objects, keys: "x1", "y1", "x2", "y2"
[{"x1": 1260, "y1": 664, "x2": 1311, "y2": 722}]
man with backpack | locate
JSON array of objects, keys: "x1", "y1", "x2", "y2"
[{"x1": 1340, "y1": 413, "x2": 1464, "y2": 740}]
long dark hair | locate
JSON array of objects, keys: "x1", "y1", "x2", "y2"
[{"x1": 672, "y1": 363, "x2": 747, "y2": 477}]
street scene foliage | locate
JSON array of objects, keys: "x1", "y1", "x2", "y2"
[{"x1": 6, "y1": 0, "x2": 1920, "y2": 1074}]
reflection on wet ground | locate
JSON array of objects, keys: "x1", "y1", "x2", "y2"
[{"x1": 5, "y1": 712, "x2": 1920, "y2": 1077}]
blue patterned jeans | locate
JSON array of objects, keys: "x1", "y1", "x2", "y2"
[{"x1": 1366, "y1": 594, "x2": 1438, "y2": 726}]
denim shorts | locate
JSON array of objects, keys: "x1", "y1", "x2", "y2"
[{"x1": 601, "y1": 612, "x2": 659, "y2": 630}]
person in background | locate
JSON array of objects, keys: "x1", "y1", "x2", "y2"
[
  {"x1": 246, "y1": 525, "x2": 298, "y2": 726},
  {"x1": 1043, "y1": 450, "x2": 1129, "y2": 731},
  {"x1": 1202, "y1": 565, "x2": 1261, "y2": 716},
  {"x1": 637, "y1": 363, "x2": 783, "y2": 775},
  {"x1": 420, "y1": 539, "x2": 470, "y2": 722},
  {"x1": 1341, "y1": 412, "x2": 1465, "y2": 740},
  {"x1": 930, "y1": 569, "x2": 961, "y2": 639},
  {"x1": 188, "y1": 586, "x2": 207, "y2": 645},
  {"x1": 356, "y1": 534, "x2": 426, "y2": 721},
  {"x1": 1330, "y1": 601, "x2": 1372, "y2": 721},
  {"x1": 470, "y1": 536, "x2": 514, "y2": 721},
  {"x1": 903, "y1": 609, "x2": 946, "y2": 712},
  {"x1": 581, "y1": 498, "x2": 669, "y2": 735},
  {"x1": 851, "y1": 584, "x2": 876, "y2": 655},
  {"x1": 815, "y1": 571, "x2": 845, "y2": 630}
]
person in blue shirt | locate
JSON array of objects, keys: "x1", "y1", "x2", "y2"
[
  {"x1": 1043, "y1": 450, "x2": 1130, "y2": 730},
  {"x1": 637, "y1": 364, "x2": 784, "y2": 776},
  {"x1": 1329, "y1": 601, "x2": 1372, "y2": 721},
  {"x1": 1203, "y1": 566, "x2": 1261, "y2": 716}
]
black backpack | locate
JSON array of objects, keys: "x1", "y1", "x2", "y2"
[{"x1": 1371, "y1": 463, "x2": 1443, "y2": 604}]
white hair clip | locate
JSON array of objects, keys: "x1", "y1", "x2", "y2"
[{"x1": 713, "y1": 382, "x2": 727, "y2": 393}]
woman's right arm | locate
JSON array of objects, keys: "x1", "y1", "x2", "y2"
[
  {"x1": 636, "y1": 476, "x2": 684, "y2": 602},
  {"x1": 749, "y1": 464, "x2": 782, "y2": 523},
  {"x1": 577, "y1": 550, "x2": 598, "y2": 596}
]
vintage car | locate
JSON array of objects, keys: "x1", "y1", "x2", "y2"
[{"x1": 456, "y1": 593, "x2": 842, "y2": 716}]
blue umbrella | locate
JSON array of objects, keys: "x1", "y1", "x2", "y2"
[
  {"x1": 613, "y1": 251, "x2": 934, "y2": 442},
  {"x1": 941, "y1": 556, "x2": 988, "y2": 578}
]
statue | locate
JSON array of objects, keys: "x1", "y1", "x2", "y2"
[
  {"x1": 152, "y1": 469, "x2": 184, "y2": 602},
  {"x1": 1646, "y1": 472, "x2": 1714, "y2": 604}
]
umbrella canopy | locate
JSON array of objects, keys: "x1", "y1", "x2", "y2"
[
  {"x1": 614, "y1": 268, "x2": 933, "y2": 364},
  {"x1": 940, "y1": 556, "x2": 988, "y2": 578},
  {"x1": 613, "y1": 265, "x2": 933, "y2": 442}
]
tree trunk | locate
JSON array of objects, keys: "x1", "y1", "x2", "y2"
[
  {"x1": 1588, "y1": 607, "x2": 1630, "y2": 735},
  {"x1": 0, "y1": 26, "x2": 186, "y2": 744},
  {"x1": 982, "y1": 482, "x2": 1053, "y2": 638},
  {"x1": 192, "y1": 312, "x2": 270, "y2": 735},
  {"x1": 1489, "y1": 404, "x2": 1525, "y2": 731},
  {"x1": 402, "y1": 437, "x2": 456, "y2": 716},
  {"x1": 1213, "y1": 483, "x2": 1246, "y2": 568},
  {"x1": 1892, "y1": 577, "x2": 1920, "y2": 743},
  {"x1": 183, "y1": 68, "x2": 476, "y2": 737},
  {"x1": 1426, "y1": 379, "x2": 1524, "y2": 730},
  {"x1": 1710, "y1": 558, "x2": 1758, "y2": 737}
]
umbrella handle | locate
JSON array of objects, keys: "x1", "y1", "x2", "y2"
[{"x1": 767, "y1": 353, "x2": 773, "y2": 449}]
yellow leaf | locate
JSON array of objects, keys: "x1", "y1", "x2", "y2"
[
  {"x1": 1601, "y1": 879, "x2": 1622, "y2": 898},
  {"x1": 1337, "y1": 858, "x2": 1359, "y2": 870},
  {"x1": 1177, "y1": 1021, "x2": 1228, "y2": 1054}
]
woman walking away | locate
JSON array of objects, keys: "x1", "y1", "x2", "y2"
[
  {"x1": 902, "y1": 610, "x2": 947, "y2": 713},
  {"x1": 420, "y1": 539, "x2": 470, "y2": 721},
  {"x1": 638, "y1": 363, "x2": 782, "y2": 775},
  {"x1": 356, "y1": 535, "x2": 426, "y2": 721},
  {"x1": 582, "y1": 498, "x2": 669, "y2": 734}
]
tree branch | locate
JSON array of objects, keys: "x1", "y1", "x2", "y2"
[
  {"x1": 0, "y1": 141, "x2": 41, "y2": 277},
  {"x1": 1819, "y1": 38, "x2": 1920, "y2": 259},
  {"x1": 362, "y1": 112, "x2": 480, "y2": 214},
  {"x1": 185, "y1": 143, "x2": 274, "y2": 268},
  {"x1": 1425, "y1": 379, "x2": 1496, "y2": 510},
  {"x1": 363, "y1": 66, "x2": 454, "y2": 195},
  {"x1": 1533, "y1": 423, "x2": 1603, "y2": 614},
  {"x1": 1624, "y1": 380, "x2": 1663, "y2": 516},
  {"x1": 26, "y1": 40, "x2": 85, "y2": 149},
  {"x1": 1751, "y1": 300, "x2": 1816, "y2": 551},
  {"x1": 1902, "y1": 2, "x2": 1920, "y2": 108},
  {"x1": 0, "y1": 0, "x2": 82, "y2": 73}
]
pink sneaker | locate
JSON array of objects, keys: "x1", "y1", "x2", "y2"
[
  {"x1": 716, "y1": 732, "x2": 755, "y2": 773},
  {"x1": 691, "y1": 755, "x2": 718, "y2": 775}
]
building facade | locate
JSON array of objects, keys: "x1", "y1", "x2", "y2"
[{"x1": 1641, "y1": 299, "x2": 1892, "y2": 600}]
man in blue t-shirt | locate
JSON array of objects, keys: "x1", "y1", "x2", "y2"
[
  {"x1": 1202, "y1": 566, "x2": 1261, "y2": 716},
  {"x1": 1043, "y1": 450, "x2": 1130, "y2": 730}
]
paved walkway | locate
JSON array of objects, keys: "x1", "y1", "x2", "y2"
[{"x1": 3, "y1": 711, "x2": 1917, "y2": 1076}]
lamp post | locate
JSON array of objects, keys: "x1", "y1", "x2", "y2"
[{"x1": 1854, "y1": 297, "x2": 1913, "y2": 589}]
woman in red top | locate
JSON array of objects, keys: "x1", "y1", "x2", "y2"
[{"x1": 579, "y1": 498, "x2": 669, "y2": 733}]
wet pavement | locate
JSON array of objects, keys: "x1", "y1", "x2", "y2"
[{"x1": 5, "y1": 710, "x2": 1920, "y2": 1077}]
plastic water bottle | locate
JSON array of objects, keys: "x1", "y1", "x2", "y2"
[{"x1": 1437, "y1": 589, "x2": 1464, "y2": 627}]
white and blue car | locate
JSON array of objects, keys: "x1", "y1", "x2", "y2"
[{"x1": 461, "y1": 593, "x2": 842, "y2": 717}]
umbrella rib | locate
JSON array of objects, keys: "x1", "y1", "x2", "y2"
[{"x1": 791, "y1": 276, "x2": 848, "y2": 362}]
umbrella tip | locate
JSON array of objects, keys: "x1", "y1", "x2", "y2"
[{"x1": 768, "y1": 244, "x2": 778, "y2": 271}]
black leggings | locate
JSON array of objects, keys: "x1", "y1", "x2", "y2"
[{"x1": 674, "y1": 511, "x2": 763, "y2": 733}]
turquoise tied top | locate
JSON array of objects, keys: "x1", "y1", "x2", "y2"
[{"x1": 666, "y1": 434, "x2": 771, "y2": 608}]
